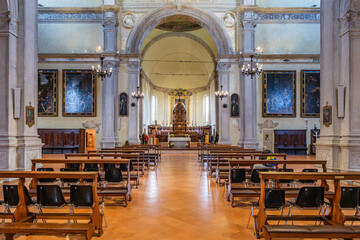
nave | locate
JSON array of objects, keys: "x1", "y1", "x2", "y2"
[{"x1": 12, "y1": 151, "x2": 325, "y2": 240}]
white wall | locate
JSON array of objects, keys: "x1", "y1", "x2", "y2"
[
  {"x1": 38, "y1": 24, "x2": 103, "y2": 54},
  {"x1": 256, "y1": 0, "x2": 320, "y2": 8},
  {"x1": 38, "y1": 0, "x2": 102, "y2": 7},
  {"x1": 255, "y1": 24, "x2": 320, "y2": 54}
]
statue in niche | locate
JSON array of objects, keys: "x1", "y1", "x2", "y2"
[{"x1": 231, "y1": 93, "x2": 239, "y2": 117}]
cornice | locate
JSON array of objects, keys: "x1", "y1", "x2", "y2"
[{"x1": 38, "y1": 7, "x2": 103, "y2": 13}]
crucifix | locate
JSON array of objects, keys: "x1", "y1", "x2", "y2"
[{"x1": 313, "y1": 125, "x2": 320, "y2": 139}]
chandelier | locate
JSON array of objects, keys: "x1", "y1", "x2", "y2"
[
  {"x1": 215, "y1": 85, "x2": 228, "y2": 99},
  {"x1": 131, "y1": 86, "x2": 144, "y2": 101},
  {"x1": 241, "y1": 55, "x2": 263, "y2": 79},
  {"x1": 92, "y1": 56, "x2": 112, "y2": 81}
]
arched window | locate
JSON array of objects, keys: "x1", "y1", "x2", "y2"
[
  {"x1": 203, "y1": 95, "x2": 210, "y2": 124},
  {"x1": 151, "y1": 95, "x2": 157, "y2": 123}
]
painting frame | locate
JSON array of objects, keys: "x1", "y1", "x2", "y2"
[
  {"x1": 230, "y1": 93, "x2": 239, "y2": 117},
  {"x1": 119, "y1": 92, "x2": 128, "y2": 116},
  {"x1": 26, "y1": 105, "x2": 35, "y2": 128},
  {"x1": 301, "y1": 70, "x2": 320, "y2": 118},
  {"x1": 62, "y1": 69, "x2": 96, "y2": 117},
  {"x1": 38, "y1": 69, "x2": 58, "y2": 117},
  {"x1": 262, "y1": 70, "x2": 296, "y2": 118},
  {"x1": 323, "y1": 105, "x2": 332, "y2": 127}
]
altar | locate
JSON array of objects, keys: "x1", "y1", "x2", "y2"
[{"x1": 168, "y1": 136, "x2": 191, "y2": 148}]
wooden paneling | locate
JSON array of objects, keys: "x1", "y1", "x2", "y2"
[
  {"x1": 38, "y1": 129, "x2": 85, "y2": 154},
  {"x1": 274, "y1": 130, "x2": 307, "y2": 155}
]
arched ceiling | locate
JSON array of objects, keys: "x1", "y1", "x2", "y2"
[
  {"x1": 141, "y1": 28, "x2": 217, "y2": 57},
  {"x1": 141, "y1": 34, "x2": 215, "y2": 90}
]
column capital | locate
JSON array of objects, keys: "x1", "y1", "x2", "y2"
[
  {"x1": 0, "y1": 12, "x2": 18, "y2": 36},
  {"x1": 127, "y1": 59, "x2": 141, "y2": 73},
  {"x1": 216, "y1": 59, "x2": 232, "y2": 72}
]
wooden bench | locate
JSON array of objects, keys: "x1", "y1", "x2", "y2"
[
  {"x1": 263, "y1": 225, "x2": 360, "y2": 239},
  {"x1": 66, "y1": 152, "x2": 142, "y2": 181},
  {"x1": 0, "y1": 171, "x2": 101, "y2": 240},
  {"x1": 258, "y1": 172, "x2": 360, "y2": 240},
  {"x1": 211, "y1": 153, "x2": 287, "y2": 179},
  {"x1": 88, "y1": 150, "x2": 150, "y2": 170},
  {"x1": 227, "y1": 160, "x2": 328, "y2": 206},
  {"x1": 31, "y1": 158, "x2": 132, "y2": 204}
]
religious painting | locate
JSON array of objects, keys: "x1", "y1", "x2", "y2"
[
  {"x1": 26, "y1": 104, "x2": 35, "y2": 128},
  {"x1": 323, "y1": 105, "x2": 332, "y2": 127},
  {"x1": 62, "y1": 70, "x2": 96, "y2": 117},
  {"x1": 38, "y1": 69, "x2": 58, "y2": 117},
  {"x1": 230, "y1": 93, "x2": 239, "y2": 117},
  {"x1": 301, "y1": 70, "x2": 320, "y2": 118},
  {"x1": 262, "y1": 71, "x2": 296, "y2": 117},
  {"x1": 119, "y1": 92, "x2": 128, "y2": 116}
]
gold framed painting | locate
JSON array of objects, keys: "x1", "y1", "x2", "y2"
[
  {"x1": 301, "y1": 70, "x2": 320, "y2": 118},
  {"x1": 262, "y1": 71, "x2": 296, "y2": 117},
  {"x1": 323, "y1": 105, "x2": 332, "y2": 127},
  {"x1": 26, "y1": 105, "x2": 35, "y2": 128},
  {"x1": 38, "y1": 69, "x2": 58, "y2": 117},
  {"x1": 62, "y1": 70, "x2": 96, "y2": 117}
]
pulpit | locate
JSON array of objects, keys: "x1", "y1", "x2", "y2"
[{"x1": 172, "y1": 102, "x2": 187, "y2": 134}]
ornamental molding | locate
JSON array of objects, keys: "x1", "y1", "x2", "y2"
[
  {"x1": 239, "y1": 7, "x2": 320, "y2": 24},
  {"x1": 258, "y1": 119, "x2": 278, "y2": 134},
  {"x1": 221, "y1": 11, "x2": 236, "y2": 27},
  {"x1": 82, "y1": 119, "x2": 101, "y2": 134},
  {"x1": 122, "y1": 12, "x2": 136, "y2": 29},
  {"x1": 0, "y1": 11, "x2": 18, "y2": 35},
  {"x1": 38, "y1": 7, "x2": 103, "y2": 23}
]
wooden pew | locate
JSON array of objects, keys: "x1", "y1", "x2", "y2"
[
  {"x1": 119, "y1": 145, "x2": 161, "y2": 165},
  {"x1": 227, "y1": 160, "x2": 328, "y2": 206},
  {"x1": 90, "y1": 148, "x2": 151, "y2": 171},
  {"x1": 31, "y1": 158, "x2": 132, "y2": 204},
  {"x1": 0, "y1": 171, "x2": 101, "y2": 240},
  {"x1": 199, "y1": 145, "x2": 246, "y2": 166},
  {"x1": 258, "y1": 172, "x2": 360, "y2": 240},
  {"x1": 84, "y1": 151, "x2": 145, "y2": 176},
  {"x1": 210, "y1": 153, "x2": 287, "y2": 179},
  {"x1": 65, "y1": 153, "x2": 142, "y2": 183}
]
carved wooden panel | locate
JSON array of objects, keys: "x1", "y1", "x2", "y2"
[
  {"x1": 274, "y1": 130, "x2": 307, "y2": 155},
  {"x1": 38, "y1": 129, "x2": 85, "y2": 154}
]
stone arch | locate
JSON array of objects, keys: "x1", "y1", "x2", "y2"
[
  {"x1": 125, "y1": 5, "x2": 233, "y2": 55},
  {"x1": 141, "y1": 32, "x2": 216, "y2": 64}
]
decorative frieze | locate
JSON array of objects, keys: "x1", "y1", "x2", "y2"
[
  {"x1": 255, "y1": 13, "x2": 320, "y2": 23},
  {"x1": 38, "y1": 12, "x2": 103, "y2": 23}
]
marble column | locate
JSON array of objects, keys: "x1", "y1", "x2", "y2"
[
  {"x1": 192, "y1": 92, "x2": 197, "y2": 125},
  {"x1": 240, "y1": 64, "x2": 259, "y2": 149},
  {"x1": 100, "y1": 6, "x2": 120, "y2": 148},
  {"x1": 164, "y1": 92, "x2": 169, "y2": 125},
  {"x1": 317, "y1": 0, "x2": 360, "y2": 171},
  {"x1": 217, "y1": 59, "x2": 231, "y2": 145},
  {"x1": 0, "y1": 0, "x2": 42, "y2": 170},
  {"x1": 0, "y1": 7, "x2": 19, "y2": 170},
  {"x1": 238, "y1": 3, "x2": 259, "y2": 149},
  {"x1": 127, "y1": 58, "x2": 141, "y2": 144}
]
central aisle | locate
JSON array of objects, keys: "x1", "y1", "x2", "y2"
[{"x1": 102, "y1": 151, "x2": 255, "y2": 239}]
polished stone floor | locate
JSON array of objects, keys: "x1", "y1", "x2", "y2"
[{"x1": 13, "y1": 151, "x2": 331, "y2": 240}]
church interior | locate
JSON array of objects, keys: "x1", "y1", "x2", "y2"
[{"x1": 1, "y1": 0, "x2": 360, "y2": 239}]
